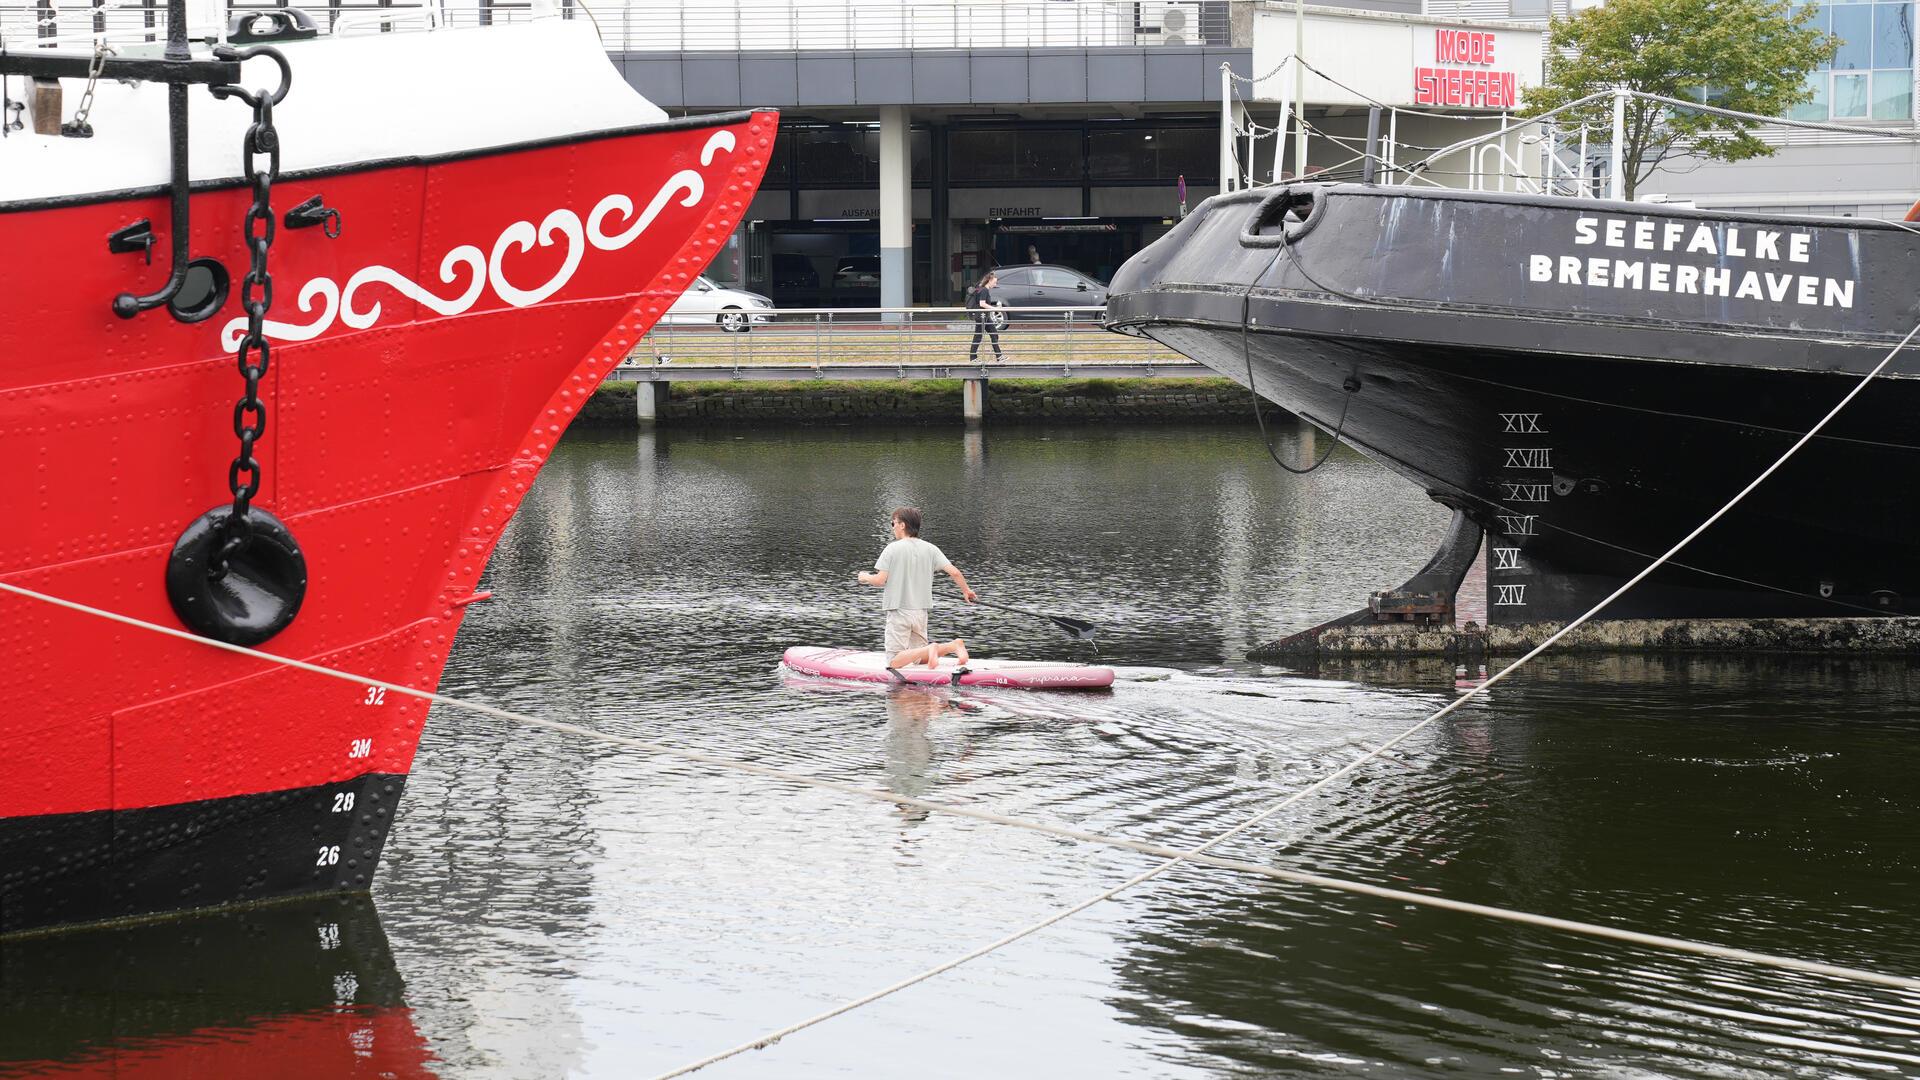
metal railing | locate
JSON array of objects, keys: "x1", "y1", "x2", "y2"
[
  {"x1": 1223, "y1": 65, "x2": 1920, "y2": 203},
  {"x1": 1, "y1": 0, "x2": 1241, "y2": 52},
  {"x1": 629, "y1": 306, "x2": 1189, "y2": 375},
  {"x1": 601, "y1": 0, "x2": 1237, "y2": 53},
  {"x1": 0, "y1": 0, "x2": 446, "y2": 47},
  {"x1": 1219, "y1": 56, "x2": 1596, "y2": 199}
]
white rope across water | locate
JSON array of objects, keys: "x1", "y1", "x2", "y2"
[{"x1": 3, "y1": 322, "x2": 1917, "y2": 1068}]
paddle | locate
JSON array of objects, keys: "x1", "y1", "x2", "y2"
[{"x1": 969, "y1": 597, "x2": 1098, "y2": 641}]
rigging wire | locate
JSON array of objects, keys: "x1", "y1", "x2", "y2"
[{"x1": 1292, "y1": 55, "x2": 1499, "y2": 122}]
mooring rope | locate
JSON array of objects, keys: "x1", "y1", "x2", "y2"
[{"x1": 4, "y1": 322, "x2": 1917, "y2": 1069}]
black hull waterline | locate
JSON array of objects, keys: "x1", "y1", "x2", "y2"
[
  {"x1": 1107, "y1": 184, "x2": 1920, "y2": 625},
  {"x1": 0, "y1": 773, "x2": 405, "y2": 936}
]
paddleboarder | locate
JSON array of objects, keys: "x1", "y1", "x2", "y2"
[{"x1": 858, "y1": 507, "x2": 978, "y2": 678}]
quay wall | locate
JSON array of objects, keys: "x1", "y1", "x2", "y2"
[
  {"x1": 576, "y1": 378, "x2": 1259, "y2": 426},
  {"x1": 1250, "y1": 617, "x2": 1920, "y2": 661}
]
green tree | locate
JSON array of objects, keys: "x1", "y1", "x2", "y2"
[{"x1": 1521, "y1": 0, "x2": 1836, "y2": 200}]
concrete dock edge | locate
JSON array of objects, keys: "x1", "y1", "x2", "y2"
[{"x1": 1250, "y1": 617, "x2": 1920, "y2": 661}]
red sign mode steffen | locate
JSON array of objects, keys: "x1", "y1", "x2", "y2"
[{"x1": 1415, "y1": 29, "x2": 1517, "y2": 108}]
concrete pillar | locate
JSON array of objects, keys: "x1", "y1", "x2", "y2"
[
  {"x1": 878, "y1": 105, "x2": 912, "y2": 318},
  {"x1": 963, "y1": 378, "x2": 986, "y2": 424},
  {"x1": 637, "y1": 380, "x2": 668, "y2": 425}
]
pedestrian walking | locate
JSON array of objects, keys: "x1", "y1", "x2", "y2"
[{"x1": 967, "y1": 271, "x2": 1005, "y2": 362}]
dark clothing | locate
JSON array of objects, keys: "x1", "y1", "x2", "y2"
[{"x1": 967, "y1": 286, "x2": 1004, "y2": 361}]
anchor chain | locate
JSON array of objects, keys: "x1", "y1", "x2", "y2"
[
  {"x1": 215, "y1": 91, "x2": 280, "y2": 576},
  {"x1": 163, "y1": 46, "x2": 306, "y2": 648},
  {"x1": 58, "y1": 40, "x2": 110, "y2": 138}
]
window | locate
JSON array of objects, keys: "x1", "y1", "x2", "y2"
[
  {"x1": 1834, "y1": 4, "x2": 1872, "y2": 68},
  {"x1": 764, "y1": 140, "x2": 793, "y2": 186},
  {"x1": 950, "y1": 129, "x2": 1082, "y2": 182},
  {"x1": 995, "y1": 267, "x2": 1033, "y2": 285},
  {"x1": 1875, "y1": 1, "x2": 1913, "y2": 65},
  {"x1": 1790, "y1": 70, "x2": 1830, "y2": 120},
  {"x1": 793, "y1": 128, "x2": 878, "y2": 186},
  {"x1": 1786, "y1": 2, "x2": 1914, "y2": 123},
  {"x1": 1835, "y1": 71, "x2": 1871, "y2": 117},
  {"x1": 1032, "y1": 268, "x2": 1081, "y2": 288},
  {"x1": 911, "y1": 128, "x2": 932, "y2": 183},
  {"x1": 1873, "y1": 67, "x2": 1914, "y2": 117},
  {"x1": 1087, "y1": 126, "x2": 1217, "y2": 181}
]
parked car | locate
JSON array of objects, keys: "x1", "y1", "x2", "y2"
[
  {"x1": 661, "y1": 275, "x2": 776, "y2": 332},
  {"x1": 772, "y1": 253, "x2": 820, "y2": 290},
  {"x1": 987, "y1": 264, "x2": 1108, "y2": 318},
  {"x1": 833, "y1": 256, "x2": 883, "y2": 293}
]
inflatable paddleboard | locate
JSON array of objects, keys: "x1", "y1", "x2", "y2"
[{"x1": 782, "y1": 647, "x2": 1115, "y2": 690}]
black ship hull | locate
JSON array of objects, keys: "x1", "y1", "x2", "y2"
[
  {"x1": 0, "y1": 772, "x2": 405, "y2": 937},
  {"x1": 1107, "y1": 184, "x2": 1920, "y2": 624}
]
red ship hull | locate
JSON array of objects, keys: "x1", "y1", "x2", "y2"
[{"x1": 0, "y1": 109, "x2": 777, "y2": 934}]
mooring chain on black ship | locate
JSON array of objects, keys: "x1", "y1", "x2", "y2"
[{"x1": 1240, "y1": 239, "x2": 1357, "y2": 474}]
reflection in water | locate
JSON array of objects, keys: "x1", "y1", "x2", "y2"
[
  {"x1": 381, "y1": 589, "x2": 604, "y2": 1080},
  {"x1": 0, "y1": 896, "x2": 433, "y2": 1079},
  {"x1": 883, "y1": 686, "x2": 943, "y2": 810},
  {"x1": 1112, "y1": 656, "x2": 1920, "y2": 1076}
]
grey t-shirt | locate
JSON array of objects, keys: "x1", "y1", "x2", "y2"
[{"x1": 875, "y1": 538, "x2": 951, "y2": 611}]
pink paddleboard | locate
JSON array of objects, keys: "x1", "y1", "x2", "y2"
[{"x1": 782, "y1": 647, "x2": 1115, "y2": 690}]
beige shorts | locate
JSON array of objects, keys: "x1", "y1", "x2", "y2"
[{"x1": 884, "y1": 609, "x2": 930, "y2": 656}]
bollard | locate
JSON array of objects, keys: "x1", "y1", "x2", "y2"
[
  {"x1": 637, "y1": 380, "x2": 669, "y2": 425},
  {"x1": 963, "y1": 378, "x2": 986, "y2": 424}
]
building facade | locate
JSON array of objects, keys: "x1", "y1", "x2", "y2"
[
  {"x1": 614, "y1": 0, "x2": 1536, "y2": 307},
  {"x1": 618, "y1": 0, "x2": 1251, "y2": 306}
]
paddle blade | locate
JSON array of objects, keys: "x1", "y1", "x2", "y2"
[{"x1": 1051, "y1": 616, "x2": 1098, "y2": 640}]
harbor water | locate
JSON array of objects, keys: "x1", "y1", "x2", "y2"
[{"x1": 7, "y1": 422, "x2": 1920, "y2": 1078}]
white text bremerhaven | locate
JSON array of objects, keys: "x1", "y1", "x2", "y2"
[{"x1": 1527, "y1": 215, "x2": 1855, "y2": 309}]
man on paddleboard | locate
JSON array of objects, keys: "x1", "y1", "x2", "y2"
[{"x1": 857, "y1": 507, "x2": 978, "y2": 677}]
